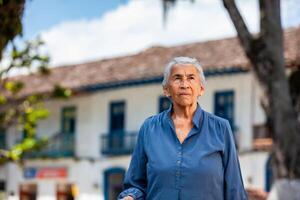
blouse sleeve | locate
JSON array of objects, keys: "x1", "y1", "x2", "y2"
[
  {"x1": 223, "y1": 120, "x2": 248, "y2": 200},
  {"x1": 118, "y1": 122, "x2": 148, "y2": 200}
]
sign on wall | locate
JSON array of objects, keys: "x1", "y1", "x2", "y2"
[{"x1": 24, "y1": 167, "x2": 68, "y2": 179}]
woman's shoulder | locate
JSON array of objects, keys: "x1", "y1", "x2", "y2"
[
  {"x1": 142, "y1": 111, "x2": 166, "y2": 127},
  {"x1": 201, "y1": 110, "x2": 233, "y2": 142},
  {"x1": 202, "y1": 110, "x2": 233, "y2": 148},
  {"x1": 138, "y1": 111, "x2": 168, "y2": 138},
  {"x1": 202, "y1": 109, "x2": 229, "y2": 127}
]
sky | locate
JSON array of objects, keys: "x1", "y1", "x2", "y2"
[{"x1": 14, "y1": 0, "x2": 300, "y2": 67}]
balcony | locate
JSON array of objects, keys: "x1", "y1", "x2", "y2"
[
  {"x1": 24, "y1": 133, "x2": 75, "y2": 158},
  {"x1": 100, "y1": 131, "x2": 138, "y2": 156}
]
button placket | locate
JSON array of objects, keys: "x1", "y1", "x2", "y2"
[{"x1": 175, "y1": 144, "x2": 183, "y2": 189}]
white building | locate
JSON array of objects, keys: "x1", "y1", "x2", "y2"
[{"x1": 1, "y1": 26, "x2": 299, "y2": 200}]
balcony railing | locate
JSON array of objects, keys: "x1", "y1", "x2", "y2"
[
  {"x1": 23, "y1": 132, "x2": 75, "y2": 158},
  {"x1": 100, "y1": 131, "x2": 138, "y2": 156}
]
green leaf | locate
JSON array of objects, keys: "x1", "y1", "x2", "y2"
[
  {"x1": 34, "y1": 109, "x2": 49, "y2": 119},
  {"x1": 23, "y1": 123, "x2": 36, "y2": 137},
  {"x1": 9, "y1": 146, "x2": 23, "y2": 161},
  {"x1": 4, "y1": 81, "x2": 24, "y2": 94},
  {"x1": 0, "y1": 95, "x2": 7, "y2": 105},
  {"x1": 53, "y1": 85, "x2": 72, "y2": 98},
  {"x1": 11, "y1": 49, "x2": 22, "y2": 59},
  {"x1": 27, "y1": 95, "x2": 38, "y2": 103},
  {"x1": 22, "y1": 138, "x2": 36, "y2": 150},
  {"x1": 38, "y1": 65, "x2": 51, "y2": 75},
  {"x1": 39, "y1": 56, "x2": 50, "y2": 63}
]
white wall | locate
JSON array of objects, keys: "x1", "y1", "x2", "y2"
[
  {"x1": 36, "y1": 84, "x2": 165, "y2": 159},
  {"x1": 239, "y1": 151, "x2": 269, "y2": 189},
  {"x1": 6, "y1": 72, "x2": 260, "y2": 160},
  {"x1": 6, "y1": 157, "x2": 131, "y2": 200},
  {"x1": 5, "y1": 71, "x2": 269, "y2": 199},
  {"x1": 201, "y1": 73, "x2": 254, "y2": 150},
  {"x1": 31, "y1": 72, "x2": 255, "y2": 157}
]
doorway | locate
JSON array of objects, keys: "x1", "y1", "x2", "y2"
[{"x1": 19, "y1": 183, "x2": 37, "y2": 200}]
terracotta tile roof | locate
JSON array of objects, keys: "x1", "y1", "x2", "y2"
[{"x1": 6, "y1": 26, "x2": 300, "y2": 97}]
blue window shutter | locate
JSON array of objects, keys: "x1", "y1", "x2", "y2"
[
  {"x1": 214, "y1": 90, "x2": 235, "y2": 130},
  {"x1": 214, "y1": 90, "x2": 238, "y2": 149},
  {"x1": 109, "y1": 101, "x2": 125, "y2": 132},
  {"x1": 0, "y1": 129, "x2": 6, "y2": 149},
  {"x1": 61, "y1": 106, "x2": 76, "y2": 134}
]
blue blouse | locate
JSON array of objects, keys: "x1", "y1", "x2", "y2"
[{"x1": 118, "y1": 105, "x2": 248, "y2": 200}]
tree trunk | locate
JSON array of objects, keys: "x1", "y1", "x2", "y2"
[
  {"x1": 267, "y1": 179, "x2": 300, "y2": 200},
  {"x1": 0, "y1": 0, "x2": 25, "y2": 59},
  {"x1": 223, "y1": 0, "x2": 300, "y2": 179}
]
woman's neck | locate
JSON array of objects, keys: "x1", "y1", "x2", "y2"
[{"x1": 171, "y1": 103, "x2": 197, "y2": 120}]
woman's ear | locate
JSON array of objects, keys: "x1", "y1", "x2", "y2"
[
  {"x1": 163, "y1": 86, "x2": 170, "y2": 97},
  {"x1": 199, "y1": 85, "x2": 205, "y2": 96}
]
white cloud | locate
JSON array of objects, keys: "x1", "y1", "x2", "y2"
[{"x1": 39, "y1": 0, "x2": 298, "y2": 66}]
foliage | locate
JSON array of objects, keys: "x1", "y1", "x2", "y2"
[{"x1": 0, "y1": 38, "x2": 71, "y2": 164}]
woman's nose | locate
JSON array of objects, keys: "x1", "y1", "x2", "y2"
[{"x1": 180, "y1": 78, "x2": 190, "y2": 88}]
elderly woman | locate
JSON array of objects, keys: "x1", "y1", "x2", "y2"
[{"x1": 118, "y1": 57, "x2": 247, "y2": 200}]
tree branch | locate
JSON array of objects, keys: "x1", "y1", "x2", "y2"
[{"x1": 222, "y1": 0, "x2": 254, "y2": 54}]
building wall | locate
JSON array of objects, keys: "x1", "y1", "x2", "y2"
[
  {"x1": 239, "y1": 151, "x2": 269, "y2": 189},
  {"x1": 32, "y1": 72, "x2": 260, "y2": 155},
  {"x1": 204, "y1": 73, "x2": 253, "y2": 150},
  {"x1": 8, "y1": 153, "x2": 270, "y2": 200},
  {"x1": 6, "y1": 157, "x2": 132, "y2": 200},
  {"x1": 4, "y1": 71, "x2": 269, "y2": 199}
]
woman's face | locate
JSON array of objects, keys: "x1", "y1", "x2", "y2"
[{"x1": 163, "y1": 64, "x2": 204, "y2": 107}]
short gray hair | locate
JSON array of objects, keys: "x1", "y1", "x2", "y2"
[{"x1": 162, "y1": 56, "x2": 206, "y2": 87}]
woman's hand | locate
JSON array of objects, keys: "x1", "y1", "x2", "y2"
[{"x1": 122, "y1": 196, "x2": 134, "y2": 200}]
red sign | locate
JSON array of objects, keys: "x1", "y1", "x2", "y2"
[{"x1": 36, "y1": 168, "x2": 67, "y2": 179}]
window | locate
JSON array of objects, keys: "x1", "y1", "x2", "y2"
[
  {"x1": 0, "y1": 181, "x2": 6, "y2": 200},
  {"x1": 214, "y1": 90, "x2": 238, "y2": 148},
  {"x1": 19, "y1": 184, "x2": 37, "y2": 200},
  {"x1": 61, "y1": 107, "x2": 76, "y2": 134},
  {"x1": 104, "y1": 168, "x2": 125, "y2": 200},
  {"x1": 0, "y1": 129, "x2": 6, "y2": 149},
  {"x1": 253, "y1": 124, "x2": 271, "y2": 139},
  {"x1": 110, "y1": 101, "x2": 125, "y2": 132},
  {"x1": 158, "y1": 96, "x2": 171, "y2": 113},
  {"x1": 108, "y1": 101, "x2": 125, "y2": 150},
  {"x1": 214, "y1": 90, "x2": 235, "y2": 130},
  {"x1": 56, "y1": 183, "x2": 77, "y2": 200}
]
